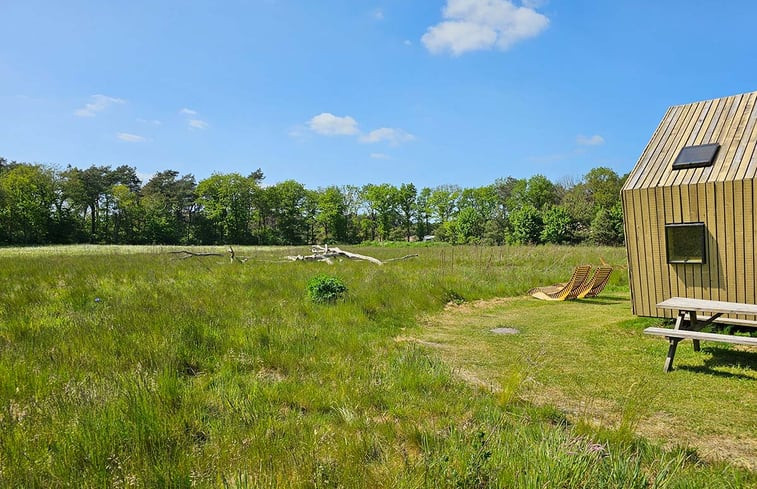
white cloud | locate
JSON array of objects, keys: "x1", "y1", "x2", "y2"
[
  {"x1": 422, "y1": 0, "x2": 549, "y2": 56},
  {"x1": 74, "y1": 94, "x2": 125, "y2": 117},
  {"x1": 372, "y1": 8, "x2": 384, "y2": 20},
  {"x1": 188, "y1": 119, "x2": 209, "y2": 130},
  {"x1": 370, "y1": 153, "x2": 391, "y2": 160},
  {"x1": 576, "y1": 134, "x2": 605, "y2": 146},
  {"x1": 304, "y1": 113, "x2": 415, "y2": 146},
  {"x1": 404, "y1": 39, "x2": 413, "y2": 46},
  {"x1": 116, "y1": 132, "x2": 146, "y2": 143},
  {"x1": 360, "y1": 127, "x2": 416, "y2": 145},
  {"x1": 179, "y1": 108, "x2": 208, "y2": 129},
  {"x1": 308, "y1": 113, "x2": 360, "y2": 136}
]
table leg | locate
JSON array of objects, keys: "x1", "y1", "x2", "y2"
[
  {"x1": 664, "y1": 337, "x2": 680, "y2": 372},
  {"x1": 674, "y1": 311, "x2": 685, "y2": 330},
  {"x1": 690, "y1": 310, "x2": 701, "y2": 352}
]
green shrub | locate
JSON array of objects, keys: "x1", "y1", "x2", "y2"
[
  {"x1": 507, "y1": 205, "x2": 543, "y2": 245},
  {"x1": 306, "y1": 274, "x2": 347, "y2": 303},
  {"x1": 540, "y1": 205, "x2": 574, "y2": 244},
  {"x1": 590, "y1": 203, "x2": 624, "y2": 246}
]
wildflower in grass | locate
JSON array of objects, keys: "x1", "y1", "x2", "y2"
[{"x1": 587, "y1": 443, "x2": 606, "y2": 455}]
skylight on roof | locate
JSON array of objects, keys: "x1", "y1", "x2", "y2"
[{"x1": 672, "y1": 143, "x2": 720, "y2": 170}]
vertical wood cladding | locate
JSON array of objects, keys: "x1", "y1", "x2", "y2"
[{"x1": 622, "y1": 91, "x2": 757, "y2": 317}]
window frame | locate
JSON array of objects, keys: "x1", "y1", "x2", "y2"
[
  {"x1": 665, "y1": 222, "x2": 707, "y2": 264},
  {"x1": 672, "y1": 143, "x2": 720, "y2": 170}
]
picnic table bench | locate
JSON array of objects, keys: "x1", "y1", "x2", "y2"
[{"x1": 644, "y1": 297, "x2": 757, "y2": 372}]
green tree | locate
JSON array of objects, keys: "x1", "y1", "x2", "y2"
[
  {"x1": 591, "y1": 202, "x2": 625, "y2": 245},
  {"x1": 341, "y1": 185, "x2": 363, "y2": 243},
  {"x1": 585, "y1": 167, "x2": 623, "y2": 209},
  {"x1": 509, "y1": 175, "x2": 557, "y2": 211},
  {"x1": 493, "y1": 176, "x2": 520, "y2": 215},
  {"x1": 61, "y1": 165, "x2": 109, "y2": 241},
  {"x1": 100, "y1": 165, "x2": 141, "y2": 242},
  {"x1": 0, "y1": 164, "x2": 55, "y2": 244},
  {"x1": 196, "y1": 173, "x2": 258, "y2": 244},
  {"x1": 415, "y1": 187, "x2": 433, "y2": 239},
  {"x1": 540, "y1": 205, "x2": 574, "y2": 244},
  {"x1": 396, "y1": 183, "x2": 417, "y2": 241},
  {"x1": 429, "y1": 185, "x2": 460, "y2": 225},
  {"x1": 434, "y1": 219, "x2": 457, "y2": 244},
  {"x1": 461, "y1": 186, "x2": 497, "y2": 230},
  {"x1": 142, "y1": 170, "x2": 197, "y2": 244},
  {"x1": 261, "y1": 180, "x2": 308, "y2": 244},
  {"x1": 303, "y1": 190, "x2": 319, "y2": 244},
  {"x1": 317, "y1": 186, "x2": 347, "y2": 243},
  {"x1": 112, "y1": 183, "x2": 144, "y2": 243},
  {"x1": 491, "y1": 177, "x2": 521, "y2": 244},
  {"x1": 455, "y1": 206, "x2": 483, "y2": 244},
  {"x1": 362, "y1": 183, "x2": 397, "y2": 241},
  {"x1": 507, "y1": 205, "x2": 543, "y2": 245},
  {"x1": 610, "y1": 201, "x2": 625, "y2": 244},
  {"x1": 560, "y1": 181, "x2": 593, "y2": 228}
]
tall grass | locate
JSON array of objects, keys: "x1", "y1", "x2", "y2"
[{"x1": 0, "y1": 245, "x2": 753, "y2": 487}]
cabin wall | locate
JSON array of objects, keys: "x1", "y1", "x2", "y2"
[{"x1": 622, "y1": 178, "x2": 757, "y2": 318}]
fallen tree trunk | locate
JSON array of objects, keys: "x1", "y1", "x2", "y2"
[
  {"x1": 169, "y1": 245, "x2": 418, "y2": 266},
  {"x1": 169, "y1": 250, "x2": 224, "y2": 259},
  {"x1": 286, "y1": 245, "x2": 418, "y2": 265},
  {"x1": 382, "y1": 254, "x2": 419, "y2": 263}
]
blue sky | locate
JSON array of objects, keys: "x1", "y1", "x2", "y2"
[{"x1": 2, "y1": 0, "x2": 757, "y2": 188}]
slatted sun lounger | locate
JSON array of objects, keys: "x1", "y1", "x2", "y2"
[
  {"x1": 528, "y1": 265, "x2": 592, "y2": 301},
  {"x1": 576, "y1": 266, "x2": 613, "y2": 299}
]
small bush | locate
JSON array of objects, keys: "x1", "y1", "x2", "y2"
[
  {"x1": 307, "y1": 274, "x2": 348, "y2": 303},
  {"x1": 443, "y1": 289, "x2": 465, "y2": 305}
]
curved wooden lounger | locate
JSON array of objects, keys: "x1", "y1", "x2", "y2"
[
  {"x1": 528, "y1": 265, "x2": 592, "y2": 301},
  {"x1": 576, "y1": 266, "x2": 613, "y2": 298}
]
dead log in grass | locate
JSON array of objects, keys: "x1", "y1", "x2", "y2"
[
  {"x1": 286, "y1": 245, "x2": 418, "y2": 265},
  {"x1": 169, "y1": 250, "x2": 224, "y2": 259}
]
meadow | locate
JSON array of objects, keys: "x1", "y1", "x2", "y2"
[{"x1": 0, "y1": 244, "x2": 754, "y2": 488}]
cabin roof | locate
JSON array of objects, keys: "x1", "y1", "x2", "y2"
[{"x1": 623, "y1": 90, "x2": 757, "y2": 191}]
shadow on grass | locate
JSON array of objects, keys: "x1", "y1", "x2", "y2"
[
  {"x1": 676, "y1": 346, "x2": 756, "y2": 379},
  {"x1": 577, "y1": 296, "x2": 628, "y2": 305}
]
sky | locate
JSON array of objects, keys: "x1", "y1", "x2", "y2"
[{"x1": 2, "y1": 0, "x2": 757, "y2": 189}]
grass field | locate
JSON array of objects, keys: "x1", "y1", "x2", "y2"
[{"x1": 0, "y1": 244, "x2": 754, "y2": 488}]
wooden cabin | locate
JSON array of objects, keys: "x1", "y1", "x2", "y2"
[{"x1": 622, "y1": 91, "x2": 757, "y2": 318}]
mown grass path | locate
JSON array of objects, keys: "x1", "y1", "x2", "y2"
[{"x1": 417, "y1": 292, "x2": 757, "y2": 469}]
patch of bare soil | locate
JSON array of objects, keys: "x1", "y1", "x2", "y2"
[{"x1": 442, "y1": 296, "x2": 515, "y2": 313}]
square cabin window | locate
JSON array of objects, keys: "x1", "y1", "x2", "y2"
[{"x1": 665, "y1": 223, "x2": 706, "y2": 264}]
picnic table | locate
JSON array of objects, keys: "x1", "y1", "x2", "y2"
[{"x1": 644, "y1": 297, "x2": 757, "y2": 372}]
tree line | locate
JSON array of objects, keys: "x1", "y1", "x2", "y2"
[{"x1": 0, "y1": 156, "x2": 626, "y2": 246}]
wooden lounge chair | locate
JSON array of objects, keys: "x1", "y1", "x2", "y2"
[
  {"x1": 576, "y1": 266, "x2": 613, "y2": 298},
  {"x1": 528, "y1": 265, "x2": 592, "y2": 301}
]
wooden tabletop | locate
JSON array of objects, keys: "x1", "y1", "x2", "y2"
[{"x1": 657, "y1": 297, "x2": 757, "y2": 316}]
